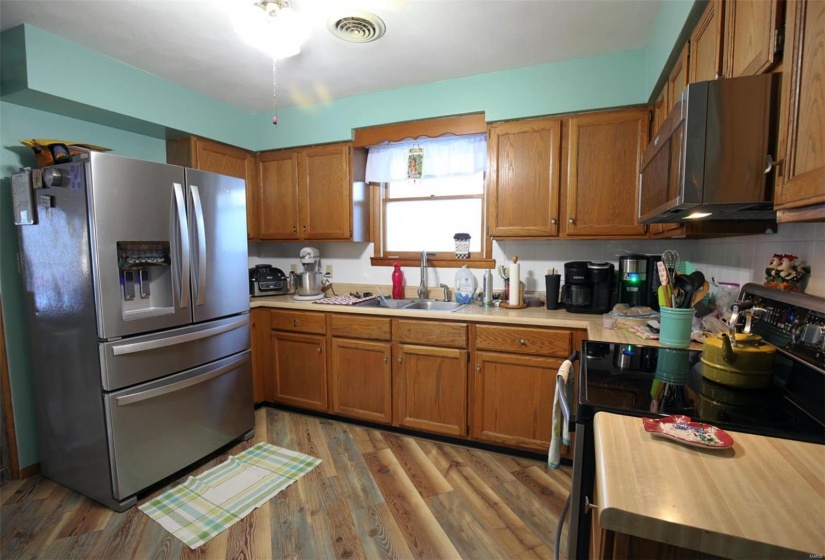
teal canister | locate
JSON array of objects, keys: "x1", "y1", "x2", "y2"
[{"x1": 658, "y1": 307, "x2": 695, "y2": 348}]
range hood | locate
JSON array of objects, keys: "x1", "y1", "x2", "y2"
[{"x1": 639, "y1": 73, "x2": 778, "y2": 223}]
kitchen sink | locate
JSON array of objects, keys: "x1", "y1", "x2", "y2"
[
  {"x1": 354, "y1": 298, "x2": 468, "y2": 312},
  {"x1": 401, "y1": 300, "x2": 468, "y2": 312}
]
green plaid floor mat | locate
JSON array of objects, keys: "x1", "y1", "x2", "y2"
[{"x1": 139, "y1": 442, "x2": 321, "y2": 549}]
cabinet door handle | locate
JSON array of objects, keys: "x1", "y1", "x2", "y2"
[
  {"x1": 475, "y1": 364, "x2": 481, "y2": 372},
  {"x1": 551, "y1": 218, "x2": 557, "y2": 225},
  {"x1": 292, "y1": 225, "x2": 297, "y2": 233},
  {"x1": 317, "y1": 347, "x2": 322, "y2": 353},
  {"x1": 569, "y1": 218, "x2": 575, "y2": 225},
  {"x1": 398, "y1": 355, "x2": 403, "y2": 364},
  {"x1": 517, "y1": 338, "x2": 526, "y2": 346},
  {"x1": 384, "y1": 355, "x2": 388, "y2": 364},
  {"x1": 293, "y1": 319, "x2": 298, "y2": 327},
  {"x1": 303, "y1": 225, "x2": 307, "y2": 232}
]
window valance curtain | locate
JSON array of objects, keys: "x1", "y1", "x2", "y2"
[{"x1": 365, "y1": 134, "x2": 486, "y2": 183}]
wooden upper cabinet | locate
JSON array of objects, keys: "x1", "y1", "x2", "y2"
[
  {"x1": 258, "y1": 142, "x2": 356, "y2": 240},
  {"x1": 486, "y1": 117, "x2": 562, "y2": 238},
  {"x1": 652, "y1": 86, "x2": 669, "y2": 138},
  {"x1": 689, "y1": 0, "x2": 725, "y2": 83},
  {"x1": 299, "y1": 143, "x2": 353, "y2": 240},
  {"x1": 564, "y1": 108, "x2": 649, "y2": 237},
  {"x1": 775, "y1": 0, "x2": 825, "y2": 214},
  {"x1": 166, "y1": 136, "x2": 258, "y2": 239},
  {"x1": 667, "y1": 42, "x2": 690, "y2": 112},
  {"x1": 258, "y1": 150, "x2": 300, "y2": 239},
  {"x1": 723, "y1": 0, "x2": 784, "y2": 77}
]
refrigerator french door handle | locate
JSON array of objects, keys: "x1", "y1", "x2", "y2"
[
  {"x1": 171, "y1": 182, "x2": 190, "y2": 309},
  {"x1": 190, "y1": 185, "x2": 207, "y2": 306},
  {"x1": 115, "y1": 351, "x2": 250, "y2": 406},
  {"x1": 111, "y1": 316, "x2": 249, "y2": 356}
]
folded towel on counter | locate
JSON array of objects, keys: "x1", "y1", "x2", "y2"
[
  {"x1": 313, "y1": 294, "x2": 379, "y2": 305},
  {"x1": 548, "y1": 360, "x2": 572, "y2": 469}
]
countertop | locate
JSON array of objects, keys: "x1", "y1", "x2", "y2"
[
  {"x1": 593, "y1": 412, "x2": 825, "y2": 558},
  {"x1": 250, "y1": 294, "x2": 703, "y2": 350}
]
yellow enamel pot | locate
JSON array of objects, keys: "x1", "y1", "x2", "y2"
[{"x1": 700, "y1": 332, "x2": 776, "y2": 388}]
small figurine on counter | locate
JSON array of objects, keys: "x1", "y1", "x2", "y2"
[
  {"x1": 765, "y1": 254, "x2": 810, "y2": 292},
  {"x1": 765, "y1": 254, "x2": 783, "y2": 285}
]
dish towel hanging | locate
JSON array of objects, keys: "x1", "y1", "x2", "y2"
[{"x1": 548, "y1": 359, "x2": 572, "y2": 469}]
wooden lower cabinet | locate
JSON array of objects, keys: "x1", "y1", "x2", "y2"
[
  {"x1": 250, "y1": 308, "x2": 272, "y2": 404},
  {"x1": 264, "y1": 309, "x2": 581, "y2": 455},
  {"x1": 393, "y1": 343, "x2": 468, "y2": 437},
  {"x1": 330, "y1": 338, "x2": 392, "y2": 424},
  {"x1": 472, "y1": 351, "x2": 562, "y2": 453},
  {"x1": 271, "y1": 331, "x2": 328, "y2": 411}
]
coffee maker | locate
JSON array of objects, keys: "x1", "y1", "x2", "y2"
[
  {"x1": 560, "y1": 261, "x2": 615, "y2": 314},
  {"x1": 617, "y1": 254, "x2": 661, "y2": 310}
]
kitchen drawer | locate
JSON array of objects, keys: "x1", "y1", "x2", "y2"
[
  {"x1": 475, "y1": 324, "x2": 571, "y2": 356},
  {"x1": 330, "y1": 314, "x2": 391, "y2": 341},
  {"x1": 394, "y1": 319, "x2": 468, "y2": 348},
  {"x1": 270, "y1": 310, "x2": 326, "y2": 334}
]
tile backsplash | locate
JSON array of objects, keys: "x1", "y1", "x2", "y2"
[{"x1": 250, "y1": 223, "x2": 824, "y2": 299}]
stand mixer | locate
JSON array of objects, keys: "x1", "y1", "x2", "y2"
[{"x1": 292, "y1": 247, "x2": 325, "y2": 300}]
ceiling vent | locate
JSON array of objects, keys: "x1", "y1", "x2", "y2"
[{"x1": 327, "y1": 12, "x2": 386, "y2": 43}]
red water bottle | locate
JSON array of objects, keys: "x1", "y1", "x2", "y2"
[{"x1": 391, "y1": 263, "x2": 404, "y2": 299}]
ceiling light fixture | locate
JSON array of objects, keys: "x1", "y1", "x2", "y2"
[
  {"x1": 232, "y1": 0, "x2": 310, "y2": 126},
  {"x1": 233, "y1": 0, "x2": 311, "y2": 59}
]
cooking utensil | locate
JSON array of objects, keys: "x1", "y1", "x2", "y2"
[
  {"x1": 674, "y1": 273, "x2": 696, "y2": 308},
  {"x1": 676, "y1": 270, "x2": 705, "y2": 308},
  {"x1": 661, "y1": 250, "x2": 680, "y2": 307},
  {"x1": 691, "y1": 280, "x2": 710, "y2": 308},
  {"x1": 656, "y1": 261, "x2": 672, "y2": 307}
]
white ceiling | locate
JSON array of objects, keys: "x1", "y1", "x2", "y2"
[{"x1": 0, "y1": 0, "x2": 661, "y2": 113}]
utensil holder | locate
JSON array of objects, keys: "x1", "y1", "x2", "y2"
[{"x1": 659, "y1": 307, "x2": 695, "y2": 348}]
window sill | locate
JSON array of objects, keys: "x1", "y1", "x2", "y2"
[{"x1": 371, "y1": 257, "x2": 496, "y2": 269}]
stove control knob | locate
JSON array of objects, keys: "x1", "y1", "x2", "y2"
[{"x1": 800, "y1": 324, "x2": 825, "y2": 348}]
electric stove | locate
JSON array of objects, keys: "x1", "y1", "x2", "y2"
[{"x1": 564, "y1": 283, "x2": 825, "y2": 559}]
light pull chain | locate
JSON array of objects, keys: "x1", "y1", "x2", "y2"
[{"x1": 272, "y1": 59, "x2": 278, "y2": 126}]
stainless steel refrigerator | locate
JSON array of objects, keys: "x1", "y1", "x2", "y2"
[{"x1": 16, "y1": 151, "x2": 253, "y2": 511}]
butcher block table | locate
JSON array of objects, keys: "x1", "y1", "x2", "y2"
[{"x1": 593, "y1": 412, "x2": 825, "y2": 559}]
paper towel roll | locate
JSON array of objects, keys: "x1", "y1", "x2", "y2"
[{"x1": 509, "y1": 256, "x2": 520, "y2": 306}]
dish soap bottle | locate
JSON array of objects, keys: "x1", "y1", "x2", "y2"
[
  {"x1": 392, "y1": 263, "x2": 404, "y2": 299},
  {"x1": 454, "y1": 265, "x2": 476, "y2": 304}
]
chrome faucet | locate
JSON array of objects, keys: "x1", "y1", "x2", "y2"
[
  {"x1": 439, "y1": 283, "x2": 450, "y2": 302},
  {"x1": 418, "y1": 251, "x2": 435, "y2": 299}
]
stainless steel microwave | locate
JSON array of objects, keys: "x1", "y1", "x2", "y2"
[{"x1": 638, "y1": 73, "x2": 778, "y2": 223}]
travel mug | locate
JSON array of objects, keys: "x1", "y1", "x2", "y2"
[{"x1": 545, "y1": 274, "x2": 561, "y2": 310}]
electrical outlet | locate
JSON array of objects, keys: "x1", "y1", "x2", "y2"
[
  {"x1": 326, "y1": 265, "x2": 333, "y2": 275},
  {"x1": 290, "y1": 264, "x2": 297, "y2": 272}
]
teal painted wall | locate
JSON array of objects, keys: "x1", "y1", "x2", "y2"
[
  {"x1": 254, "y1": 49, "x2": 648, "y2": 149},
  {"x1": 644, "y1": 0, "x2": 697, "y2": 97},
  {"x1": 0, "y1": 6, "x2": 690, "y2": 468},
  {"x1": 0, "y1": 101, "x2": 167, "y2": 468},
  {"x1": 2, "y1": 25, "x2": 257, "y2": 149}
]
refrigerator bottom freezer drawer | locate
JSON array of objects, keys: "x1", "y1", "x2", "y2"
[
  {"x1": 104, "y1": 350, "x2": 253, "y2": 500},
  {"x1": 100, "y1": 314, "x2": 250, "y2": 391}
]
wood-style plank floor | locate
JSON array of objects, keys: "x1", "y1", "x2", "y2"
[{"x1": 1, "y1": 407, "x2": 572, "y2": 559}]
